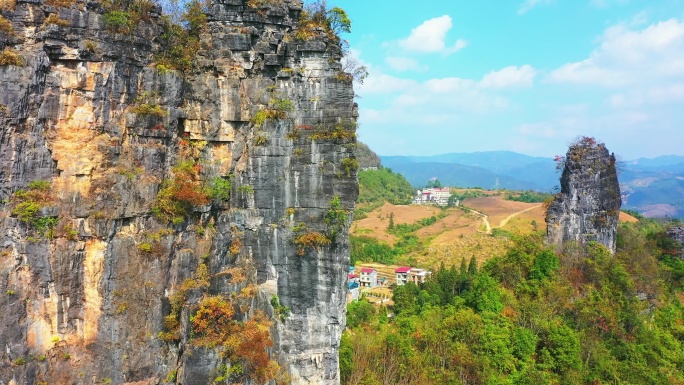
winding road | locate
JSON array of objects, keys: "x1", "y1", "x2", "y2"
[
  {"x1": 468, "y1": 204, "x2": 541, "y2": 234},
  {"x1": 498, "y1": 205, "x2": 541, "y2": 228}
]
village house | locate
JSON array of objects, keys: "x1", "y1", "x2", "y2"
[
  {"x1": 395, "y1": 266, "x2": 432, "y2": 286},
  {"x1": 359, "y1": 268, "x2": 378, "y2": 288},
  {"x1": 395, "y1": 266, "x2": 411, "y2": 286},
  {"x1": 347, "y1": 272, "x2": 360, "y2": 302},
  {"x1": 409, "y1": 268, "x2": 431, "y2": 284},
  {"x1": 413, "y1": 187, "x2": 452, "y2": 206}
]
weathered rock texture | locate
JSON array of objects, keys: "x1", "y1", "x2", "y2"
[
  {"x1": 546, "y1": 138, "x2": 621, "y2": 253},
  {"x1": 0, "y1": 0, "x2": 357, "y2": 383},
  {"x1": 667, "y1": 227, "x2": 684, "y2": 257}
]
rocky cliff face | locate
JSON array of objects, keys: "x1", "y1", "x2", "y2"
[
  {"x1": 546, "y1": 137, "x2": 621, "y2": 253},
  {"x1": 0, "y1": 0, "x2": 357, "y2": 383}
]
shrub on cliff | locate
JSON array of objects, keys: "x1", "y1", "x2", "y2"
[
  {"x1": 0, "y1": 48, "x2": 24, "y2": 67},
  {"x1": 295, "y1": 0, "x2": 350, "y2": 41},
  {"x1": 10, "y1": 180, "x2": 58, "y2": 237},
  {"x1": 102, "y1": 10, "x2": 132, "y2": 33},
  {"x1": 152, "y1": 160, "x2": 210, "y2": 223},
  {"x1": 0, "y1": 15, "x2": 13, "y2": 34},
  {"x1": 293, "y1": 231, "x2": 331, "y2": 255},
  {"x1": 191, "y1": 296, "x2": 281, "y2": 383},
  {"x1": 0, "y1": 0, "x2": 16, "y2": 11},
  {"x1": 154, "y1": 0, "x2": 206, "y2": 71}
]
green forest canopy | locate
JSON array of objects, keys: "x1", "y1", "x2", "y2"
[{"x1": 342, "y1": 218, "x2": 684, "y2": 384}]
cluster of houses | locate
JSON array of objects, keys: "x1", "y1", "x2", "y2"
[
  {"x1": 348, "y1": 266, "x2": 432, "y2": 291},
  {"x1": 413, "y1": 187, "x2": 453, "y2": 206}
]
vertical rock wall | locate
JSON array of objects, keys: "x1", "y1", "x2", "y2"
[
  {"x1": 0, "y1": 0, "x2": 357, "y2": 383},
  {"x1": 546, "y1": 138, "x2": 621, "y2": 253}
]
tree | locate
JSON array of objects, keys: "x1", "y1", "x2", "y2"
[
  {"x1": 347, "y1": 300, "x2": 376, "y2": 328},
  {"x1": 427, "y1": 178, "x2": 442, "y2": 188},
  {"x1": 341, "y1": 54, "x2": 368, "y2": 85},
  {"x1": 468, "y1": 256, "x2": 478, "y2": 276},
  {"x1": 327, "y1": 6, "x2": 351, "y2": 34}
]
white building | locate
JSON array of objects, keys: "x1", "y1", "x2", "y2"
[
  {"x1": 395, "y1": 266, "x2": 432, "y2": 286},
  {"x1": 395, "y1": 266, "x2": 411, "y2": 286},
  {"x1": 413, "y1": 187, "x2": 452, "y2": 206},
  {"x1": 359, "y1": 268, "x2": 378, "y2": 288}
]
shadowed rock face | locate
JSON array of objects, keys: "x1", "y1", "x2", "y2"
[
  {"x1": 0, "y1": 0, "x2": 357, "y2": 383},
  {"x1": 546, "y1": 138, "x2": 621, "y2": 253}
]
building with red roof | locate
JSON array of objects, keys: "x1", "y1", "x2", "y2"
[
  {"x1": 395, "y1": 266, "x2": 411, "y2": 286},
  {"x1": 395, "y1": 266, "x2": 432, "y2": 286},
  {"x1": 359, "y1": 268, "x2": 377, "y2": 288}
]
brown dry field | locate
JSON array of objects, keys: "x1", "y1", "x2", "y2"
[
  {"x1": 466, "y1": 197, "x2": 541, "y2": 227},
  {"x1": 351, "y1": 192, "x2": 640, "y2": 270},
  {"x1": 351, "y1": 203, "x2": 442, "y2": 245},
  {"x1": 619, "y1": 211, "x2": 639, "y2": 223}
]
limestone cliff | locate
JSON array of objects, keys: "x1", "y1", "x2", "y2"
[
  {"x1": 546, "y1": 137, "x2": 621, "y2": 253},
  {"x1": 0, "y1": 0, "x2": 358, "y2": 383}
]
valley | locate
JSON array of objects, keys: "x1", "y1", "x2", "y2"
[{"x1": 352, "y1": 190, "x2": 637, "y2": 271}]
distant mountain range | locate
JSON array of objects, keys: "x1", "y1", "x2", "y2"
[{"x1": 379, "y1": 152, "x2": 684, "y2": 218}]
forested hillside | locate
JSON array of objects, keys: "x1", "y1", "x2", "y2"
[
  {"x1": 355, "y1": 168, "x2": 415, "y2": 219},
  {"x1": 342, "y1": 219, "x2": 684, "y2": 384}
]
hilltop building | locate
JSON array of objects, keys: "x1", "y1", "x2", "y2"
[{"x1": 413, "y1": 187, "x2": 452, "y2": 206}]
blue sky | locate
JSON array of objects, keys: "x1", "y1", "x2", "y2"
[{"x1": 327, "y1": 0, "x2": 684, "y2": 159}]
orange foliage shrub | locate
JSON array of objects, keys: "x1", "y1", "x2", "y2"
[
  {"x1": 293, "y1": 231, "x2": 331, "y2": 255},
  {"x1": 229, "y1": 238, "x2": 242, "y2": 255},
  {"x1": 191, "y1": 296, "x2": 280, "y2": 383},
  {"x1": 152, "y1": 159, "x2": 210, "y2": 223}
]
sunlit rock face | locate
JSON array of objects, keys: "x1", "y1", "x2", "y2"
[
  {"x1": 546, "y1": 138, "x2": 621, "y2": 253},
  {"x1": 0, "y1": 0, "x2": 357, "y2": 383}
]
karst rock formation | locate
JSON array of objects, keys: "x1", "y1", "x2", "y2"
[
  {"x1": 0, "y1": 0, "x2": 358, "y2": 383},
  {"x1": 546, "y1": 137, "x2": 621, "y2": 254}
]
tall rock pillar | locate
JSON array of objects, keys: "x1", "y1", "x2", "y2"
[{"x1": 546, "y1": 137, "x2": 621, "y2": 253}]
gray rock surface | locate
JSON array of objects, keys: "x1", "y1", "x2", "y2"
[
  {"x1": 0, "y1": 0, "x2": 357, "y2": 383},
  {"x1": 667, "y1": 227, "x2": 684, "y2": 257},
  {"x1": 546, "y1": 138, "x2": 621, "y2": 253}
]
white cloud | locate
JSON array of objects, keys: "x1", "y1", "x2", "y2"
[
  {"x1": 608, "y1": 84, "x2": 684, "y2": 108},
  {"x1": 425, "y1": 77, "x2": 475, "y2": 94},
  {"x1": 398, "y1": 15, "x2": 468, "y2": 54},
  {"x1": 479, "y1": 65, "x2": 537, "y2": 89},
  {"x1": 518, "y1": 0, "x2": 553, "y2": 15},
  {"x1": 549, "y1": 18, "x2": 684, "y2": 86},
  {"x1": 357, "y1": 73, "x2": 417, "y2": 95},
  {"x1": 385, "y1": 56, "x2": 427, "y2": 72}
]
